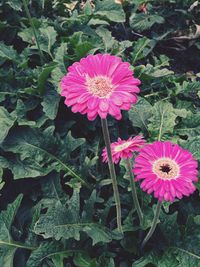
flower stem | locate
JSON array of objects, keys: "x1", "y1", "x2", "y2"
[
  {"x1": 141, "y1": 201, "x2": 162, "y2": 249},
  {"x1": 126, "y1": 158, "x2": 143, "y2": 225},
  {"x1": 22, "y1": 0, "x2": 44, "y2": 64},
  {"x1": 101, "y1": 118, "x2": 123, "y2": 234}
]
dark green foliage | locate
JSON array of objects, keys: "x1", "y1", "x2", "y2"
[{"x1": 0, "y1": 0, "x2": 200, "y2": 266}]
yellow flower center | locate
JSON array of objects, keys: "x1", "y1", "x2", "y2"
[
  {"x1": 86, "y1": 75, "x2": 114, "y2": 98},
  {"x1": 152, "y1": 157, "x2": 180, "y2": 180}
]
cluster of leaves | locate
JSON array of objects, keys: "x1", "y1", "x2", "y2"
[{"x1": 0, "y1": 0, "x2": 200, "y2": 266}]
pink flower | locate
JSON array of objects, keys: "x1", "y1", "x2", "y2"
[
  {"x1": 133, "y1": 141, "x2": 198, "y2": 202},
  {"x1": 102, "y1": 136, "x2": 146, "y2": 164},
  {"x1": 60, "y1": 54, "x2": 140, "y2": 120}
]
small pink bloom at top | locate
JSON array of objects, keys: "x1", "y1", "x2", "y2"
[
  {"x1": 133, "y1": 141, "x2": 198, "y2": 202},
  {"x1": 102, "y1": 136, "x2": 146, "y2": 164},
  {"x1": 60, "y1": 54, "x2": 141, "y2": 121}
]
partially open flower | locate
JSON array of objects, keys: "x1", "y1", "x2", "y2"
[
  {"x1": 60, "y1": 54, "x2": 140, "y2": 121},
  {"x1": 102, "y1": 136, "x2": 145, "y2": 164},
  {"x1": 133, "y1": 141, "x2": 198, "y2": 202}
]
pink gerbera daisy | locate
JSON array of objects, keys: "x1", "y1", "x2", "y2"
[
  {"x1": 133, "y1": 141, "x2": 198, "y2": 202},
  {"x1": 60, "y1": 54, "x2": 140, "y2": 120},
  {"x1": 102, "y1": 136, "x2": 146, "y2": 164}
]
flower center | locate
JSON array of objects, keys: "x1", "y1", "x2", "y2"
[
  {"x1": 86, "y1": 75, "x2": 114, "y2": 98},
  {"x1": 152, "y1": 158, "x2": 179, "y2": 180},
  {"x1": 114, "y1": 141, "x2": 132, "y2": 152}
]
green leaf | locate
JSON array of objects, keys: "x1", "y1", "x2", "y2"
[
  {"x1": 148, "y1": 101, "x2": 188, "y2": 140},
  {"x1": 96, "y1": 27, "x2": 115, "y2": 52},
  {"x1": 6, "y1": 0, "x2": 22, "y2": 11},
  {"x1": 37, "y1": 62, "x2": 58, "y2": 94},
  {"x1": 50, "y1": 42, "x2": 68, "y2": 93},
  {"x1": 0, "y1": 107, "x2": 16, "y2": 143},
  {"x1": 88, "y1": 18, "x2": 109, "y2": 26},
  {"x1": 132, "y1": 37, "x2": 156, "y2": 63},
  {"x1": 0, "y1": 195, "x2": 34, "y2": 267},
  {"x1": 159, "y1": 211, "x2": 180, "y2": 243},
  {"x1": 37, "y1": 26, "x2": 57, "y2": 57},
  {"x1": 181, "y1": 136, "x2": 200, "y2": 160},
  {"x1": 26, "y1": 241, "x2": 72, "y2": 267},
  {"x1": 2, "y1": 127, "x2": 87, "y2": 184},
  {"x1": 132, "y1": 250, "x2": 180, "y2": 267},
  {"x1": 54, "y1": 42, "x2": 68, "y2": 68},
  {"x1": 0, "y1": 42, "x2": 17, "y2": 62},
  {"x1": 0, "y1": 194, "x2": 23, "y2": 234},
  {"x1": 174, "y1": 81, "x2": 200, "y2": 95},
  {"x1": 0, "y1": 154, "x2": 50, "y2": 179},
  {"x1": 34, "y1": 189, "x2": 120, "y2": 245},
  {"x1": 41, "y1": 88, "x2": 60, "y2": 119},
  {"x1": 73, "y1": 252, "x2": 96, "y2": 267},
  {"x1": 51, "y1": 66, "x2": 66, "y2": 94},
  {"x1": 18, "y1": 27, "x2": 33, "y2": 44},
  {"x1": 136, "y1": 63, "x2": 174, "y2": 80},
  {"x1": 128, "y1": 97, "x2": 152, "y2": 132},
  {"x1": 95, "y1": 0, "x2": 125, "y2": 22},
  {"x1": 75, "y1": 41, "x2": 94, "y2": 59},
  {"x1": 130, "y1": 13, "x2": 164, "y2": 32},
  {"x1": 176, "y1": 112, "x2": 200, "y2": 138}
]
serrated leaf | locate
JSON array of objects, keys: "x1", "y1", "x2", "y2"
[
  {"x1": 130, "y1": 13, "x2": 164, "y2": 32},
  {"x1": 96, "y1": 27, "x2": 115, "y2": 52},
  {"x1": 2, "y1": 127, "x2": 87, "y2": 184},
  {"x1": 128, "y1": 98, "x2": 152, "y2": 132},
  {"x1": 181, "y1": 137, "x2": 200, "y2": 160},
  {"x1": 132, "y1": 37, "x2": 156, "y2": 63},
  {"x1": 0, "y1": 155, "x2": 50, "y2": 179},
  {"x1": 0, "y1": 195, "x2": 30, "y2": 267},
  {"x1": 0, "y1": 107, "x2": 16, "y2": 143},
  {"x1": 34, "y1": 189, "x2": 120, "y2": 245},
  {"x1": 132, "y1": 250, "x2": 180, "y2": 267},
  {"x1": 175, "y1": 81, "x2": 200, "y2": 95},
  {"x1": 176, "y1": 112, "x2": 200, "y2": 138},
  {"x1": 137, "y1": 64, "x2": 174, "y2": 80},
  {"x1": 41, "y1": 88, "x2": 60, "y2": 119},
  {"x1": 0, "y1": 42, "x2": 17, "y2": 62},
  {"x1": 148, "y1": 101, "x2": 187, "y2": 140},
  {"x1": 95, "y1": 0, "x2": 125, "y2": 22},
  {"x1": 36, "y1": 26, "x2": 57, "y2": 57},
  {"x1": 18, "y1": 27, "x2": 33, "y2": 44},
  {"x1": 26, "y1": 241, "x2": 72, "y2": 267}
]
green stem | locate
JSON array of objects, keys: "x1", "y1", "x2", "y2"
[
  {"x1": 141, "y1": 201, "x2": 162, "y2": 249},
  {"x1": 126, "y1": 158, "x2": 143, "y2": 225},
  {"x1": 22, "y1": 0, "x2": 44, "y2": 64},
  {"x1": 141, "y1": 115, "x2": 164, "y2": 249},
  {"x1": 101, "y1": 119, "x2": 123, "y2": 234}
]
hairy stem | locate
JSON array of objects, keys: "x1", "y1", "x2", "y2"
[
  {"x1": 22, "y1": 0, "x2": 44, "y2": 64},
  {"x1": 141, "y1": 201, "x2": 162, "y2": 249},
  {"x1": 101, "y1": 118, "x2": 123, "y2": 233},
  {"x1": 126, "y1": 158, "x2": 143, "y2": 225}
]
